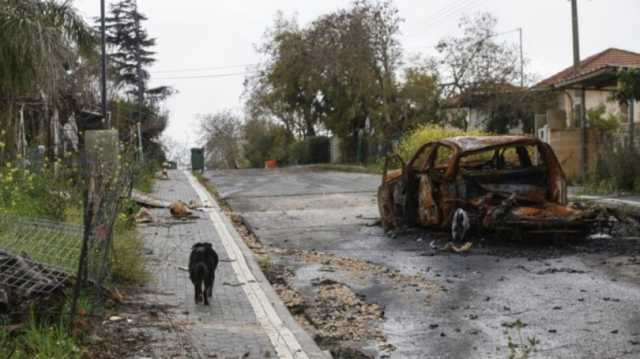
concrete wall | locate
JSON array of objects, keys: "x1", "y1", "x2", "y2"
[
  {"x1": 547, "y1": 128, "x2": 600, "y2": 180},
  {"x1": 556, "y1": 90, "x2": 640, "y2": 128}
]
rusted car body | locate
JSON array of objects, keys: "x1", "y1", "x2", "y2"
[{"x1": 378, "y1": 135, "x2": 605, "y2": 239}]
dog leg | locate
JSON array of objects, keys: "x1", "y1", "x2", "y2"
[
  {"x1": 194, "y1": 282, "x2": 202, "y2": 304},
  {"x1": 206, "y1": 274, "x2": 214, "y2": 298}
]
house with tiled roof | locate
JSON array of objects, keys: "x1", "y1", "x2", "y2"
[
  {"x1": 533, "y1": 48, "x2": 640, "y2": 179},
  {"x1": 534, "y1": 48, "x2": 640, "y2": 129}
]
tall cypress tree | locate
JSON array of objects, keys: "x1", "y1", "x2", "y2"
[{"x1": 103, "y1": 0, "x2": 172, "y2": 102}]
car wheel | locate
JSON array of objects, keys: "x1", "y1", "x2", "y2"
[{"x1": 451, "y1": 208, "x2": 470, "y2": 242}]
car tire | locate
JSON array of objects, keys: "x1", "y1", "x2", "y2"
[{"x1": 451, "y1": 208, "x2": 470, "y2": 242}]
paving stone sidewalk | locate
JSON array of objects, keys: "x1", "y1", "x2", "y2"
[{"x1": 136, "y1": 170, "x2": 325, "y2": 359}]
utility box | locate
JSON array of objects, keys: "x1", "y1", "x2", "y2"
[{"x1": 191, "y1": 147, "x2": 205, "y2": 172}]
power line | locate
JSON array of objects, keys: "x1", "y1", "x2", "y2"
[
  {"x1": 424, "y1": 0, "x2": 479, "y2": 28},
  {"x1": 151, "y1": 63, "x2": 259, "y2": 74},
  {"x1": 405, "y1": 28, "x2": 522, "y2": 51},
  {"x1": 423, "y1": 0, "x2": 473, "y2": 24},
  {"x1": 153, "y1": 70, "x2": 258, "y2": 80}
]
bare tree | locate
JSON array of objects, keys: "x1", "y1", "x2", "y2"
[
  {"x1": 198, "y1": 110, "x2": 243, "y2": 169},
  {"x1": 436, "y1": 13, "x2": 520, "y2": 98}
]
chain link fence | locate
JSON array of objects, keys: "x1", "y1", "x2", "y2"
[{"x1": 0, "y1": 215, "x2": 82, "y2": 317}]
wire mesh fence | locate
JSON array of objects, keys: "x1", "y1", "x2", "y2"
[
  {"x1": 0, "y1": 129, "x2": 139, "y2": 321},
  {"x1": 0, "y1": 215, "x2": 83, "y2": 317}
]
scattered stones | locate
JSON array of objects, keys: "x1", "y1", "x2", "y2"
[{"x1": 536, "y1": 267, "x2": 587, "y2": 275}]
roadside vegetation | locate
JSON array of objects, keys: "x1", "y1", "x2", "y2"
[
  {"x1": 581, "y1": 70, "x2": 640, "y2": 194},
  {"x1": 0, "y1": 0, "x2": 171, "y2": 356}
]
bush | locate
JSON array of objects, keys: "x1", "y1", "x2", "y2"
[
  {"x1": 395, "y1": 124, "x2": 488, "y2": 161},
  {"x1": 0, "y1": 158, "x2": 79, "y2": 221},
  {"x1": 587, "y1": 105, "x2": 620, "y2": 133},
  {"x1": 589, "y1": 144, "x2": 640, "y2": 194},
  {"x1": 133, "y1": 160, "x2": 162, "y2": 193},
  {"x1": 243, "y1": 119, "x2": 288, "y2": 167},
  {"x1": 288, "y1": 136, "x2": 330, "y2": 165}
]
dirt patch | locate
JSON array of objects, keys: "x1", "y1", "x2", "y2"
[
  {"x1": 279, "y1": 248, "x2": 438, "y2": 295},
  {"x1": 257, "y1": 248, "x2": 441, "y2": 358},
  {"x1": 307, "y1": 279, "x2": 385, "y2": 343},
  {"x1": 263, "y1": 262, "x2": 387, "y2": 358},
  {"x1": 86, "y1": 291, "x2": 194, "y2": 358}
]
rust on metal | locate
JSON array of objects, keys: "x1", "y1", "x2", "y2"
[{"x1": 378, "y1": 135, "x2": 607, "y2": 239}]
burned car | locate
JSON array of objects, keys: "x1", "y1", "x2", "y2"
[{"x1": 378, "y1": 135, "x2": 610, "y2": 240}]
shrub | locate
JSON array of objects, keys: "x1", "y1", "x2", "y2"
[
  {"x1": 587, "y1": 104, "x2": 620, "y2": 133},
  {"x1": 589, "y1": 144, "x2": 640, "y2": 194},
  {"x1": 0, "y1": 157, "x2": 79, "y2": 221},
  {"x1": 394, "y1": 124, "x2": 488, "y2": 161},
  {"x1": 289, "y1": 136, "x2": 330, "y2": 165},
  {"x1": 243, "y1": 119, "x2": 288, "y2": 167}
]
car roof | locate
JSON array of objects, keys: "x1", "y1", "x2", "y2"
[{"x1": 440, "y1": 135, "x2": 540, "y2": 154}]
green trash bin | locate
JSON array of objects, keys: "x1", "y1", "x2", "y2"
[{"x1": 191, "y1": 147, "x2": 205, "y2": 172}]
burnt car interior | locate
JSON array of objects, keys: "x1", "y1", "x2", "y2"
[
  {"x1": 458, "y1": 145, "x2": 549, "y2": 204},
  {"x1": 400, "y1": 143, "x2": 554, "y2": 228}
]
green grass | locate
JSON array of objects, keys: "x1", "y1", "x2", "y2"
[
  {"x1": 0, "y1": 320, "x2": 82, "y2": 359},
  {"x1": 0, "y1": 292, "x2": 92, "y2": 359},
  {"x1": 111, "y1": 210, "x2": 148, "y2": 284},
  {"x1": 133, "y1": 162, "x2": 162, "y2": 193}
]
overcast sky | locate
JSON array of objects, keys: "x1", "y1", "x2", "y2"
[{"x1": 73, "y1": 0, "x2": 640, "y2": 149}]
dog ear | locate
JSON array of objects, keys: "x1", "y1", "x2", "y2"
[
  {"x1": 203, "y1": 242, "x2": 212, "y2": 249},
  {"x1": 192, "y1": 242, "x2": 203, "y2": 250}
]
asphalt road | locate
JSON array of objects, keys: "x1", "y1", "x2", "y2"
[{"x1": 206, "y1": 167, "x2": 640, "y2": 359}]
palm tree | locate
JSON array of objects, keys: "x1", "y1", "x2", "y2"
[
  {"x1": 0, "y1": 0, "x2": 96, "y2": 157},
  {"x1": 0, "y1": 0, "x2": 95, "y2": 97}
]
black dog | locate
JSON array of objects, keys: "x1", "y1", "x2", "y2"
[{"x1": 188, "y1": 242, "x2": 219, "y2": 305}]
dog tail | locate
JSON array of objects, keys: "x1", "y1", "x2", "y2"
[{"x1": 193, "y1": 262, "x2": 208, "y2": 280}]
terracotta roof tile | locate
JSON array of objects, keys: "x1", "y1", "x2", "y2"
[{"x1": 535, "y1": 48, "x2": 640, "y2": 88}]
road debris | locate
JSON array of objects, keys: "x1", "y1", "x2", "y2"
[
  {"x1": 257, "y1": 248, "x2": 440, "y2": 356},
  {"x1": 429, "y1": 240, "x2": 474, "y2": 253},
  {"x1": 131, "y1": 189, "x2": 171, "y2": 208},
  {"x1": 0, "y1": 250, "x2": 71, "y2": 310},
  {"x1": 169, "y1": 200, "x2": 193, "y2": 218},
  {"x1": 135, "y1": 207, "x2": 154, "y2": 223}
]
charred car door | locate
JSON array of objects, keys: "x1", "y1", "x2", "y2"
[
  {"x1": 378, "y1": 144, "x2": 435, "y2": 229},
  {"x1": 417, "y1": 143, "x2": 455, "y2": 227}
]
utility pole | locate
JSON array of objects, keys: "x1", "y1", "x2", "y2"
[
  {"x1": 100, "y1": 0, "x2": 108, "y2": 124},
  {"x1": 571, "y1": 0, "x2": 587, "y2": 178},
  {"x1": 134, "y1": 0, "x2": 145, "y2": 161},
  {"x1": 518, "y1": 28, "x2": 524, "y2": 88}
]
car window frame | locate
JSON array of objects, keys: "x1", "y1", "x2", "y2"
[{"x1": 408, "y1": 142, "x2": 436, "y2": 173}]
